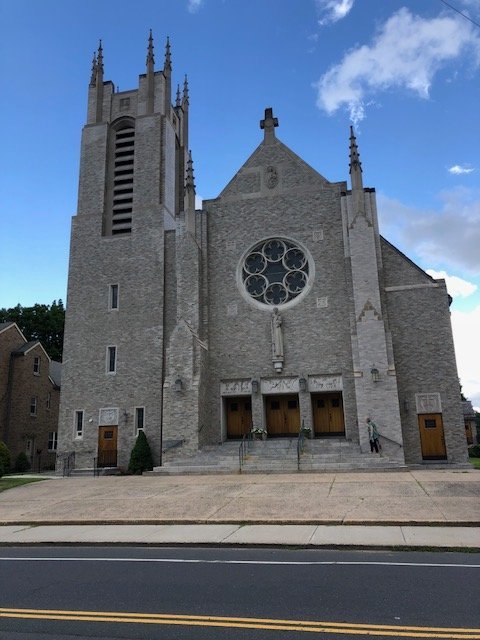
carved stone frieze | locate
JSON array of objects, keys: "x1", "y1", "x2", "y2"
[
  {"x1": 308, "y1": 375, "x2": 343, "y2": 392},
  {"x1": 415, "y1": 393, "x2": 442, "y2": 414},
  {"x1": 98, "y1": 407, "x2": 119, "y2": 425},
  {"x1": 261, "y1": 377, "x2": 299, "y2": 394},
  {"x1": 220, "y1": 379, "x2": 252, "y2": 396}
]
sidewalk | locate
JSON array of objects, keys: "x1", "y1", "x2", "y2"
[{"x1": 1, "y1": 470, "x2": 479, "y2": 549}]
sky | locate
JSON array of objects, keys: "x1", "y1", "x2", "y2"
[{"x1": 0, "y1": 0, "x2": 479, "y2": 408}]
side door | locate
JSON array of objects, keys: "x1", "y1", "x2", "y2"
[{"x1": 418, "y1": 413, "x2": 447, "y2": 460}]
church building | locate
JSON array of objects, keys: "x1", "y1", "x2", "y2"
[{"x1": 57, "y1": 36, "x2": 468, "y2": 471}]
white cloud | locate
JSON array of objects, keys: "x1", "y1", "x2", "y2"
[
  {"x1": 187, "y1": 0, "x2": 203, "y2": 13},
  {"x1": 426, "y1": 269, "x2": 477, "y2": 298},
  {"x1": 314, "y1": 7, "x2": 480, "y2": 124},
  {"x1": 316, "y1": 0, "x2": 354, "y2": 25},
  {"x1": 377, "y1": 187, "x2": 480, "y2": 275},
  {"x1": 451, "y1": 305, "x2": 480, "y2": 410},
  {"x1": 448, "y1": 164, "x2": 475, "y2": 175}
]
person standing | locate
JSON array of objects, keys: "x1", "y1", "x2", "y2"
[{"x1": 366, "y1": 417, "x2": 380, "y2": 453}]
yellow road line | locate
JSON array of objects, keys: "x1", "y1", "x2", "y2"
[{"x1": 1, "y1": 607, "x2": 479, "y2": 638}]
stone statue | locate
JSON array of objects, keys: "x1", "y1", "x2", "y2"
[{"x1": 271, "y1": 307, "x2": 284, "y2": 369}]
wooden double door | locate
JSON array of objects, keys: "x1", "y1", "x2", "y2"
[
  {"x1": 418, "y1": 413, "x2": 447, "y2": 460},
  {"x1": 265, "y1": 395, "x2": 300, "y2": 436},
  {"x1": 226, "y1": 397, "x2": 252, "y2": 438},
  {"x1": 312, "y1": 393, "x2": 345, "y2": 436},
  {"x1": 97, "y1": 425, "x2": 118, "y2": 467}
]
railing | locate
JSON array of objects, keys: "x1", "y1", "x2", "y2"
[
  {"x1": 239, "y1": 432, "x2": 253, "y2": 472},
  {"x1": 94, "y1": 450, "x2": 118, "y2": 477},
  {"x1": 297, "y1": 428, "x2": 306, "y2": 471},
  {"x1": 61, "y1": 451, "x2": 75, "y2": 477}
]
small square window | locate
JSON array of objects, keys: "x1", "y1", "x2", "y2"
[
  {"x1": 109, "y1": 284, "x2": 119, "y2": 310},
  {"x1": 332, "y1": 399, "x2": 340, "y2": 408},
  {"x1": 33, "y1": 356, "x2": 40, "y2": 375},
  {"x1": 287, "y1": 400, "x2": 298, "y2": 409},
  {"x1": 271, "y1": 401, "x2": 280, "y2": 410},
  {"x1": 48, "y1": 432, "x2": 58, "y2": 451},
  {"x1": 107, "y1": 346, "x2": 117, "y2": 374},
  {"x1": 30, "y1": 396, "x2": 37, "y2": 416}
]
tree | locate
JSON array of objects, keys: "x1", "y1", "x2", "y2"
[
  {"x1": 14, "y1": 452, "x2": 31, "y2": 473},
  {"x1": 128, "y1": 431, "x2": 154, "y2": 475},
  {"x1": 0, "y1": 442, "x2": 10, "y2": 476},
  {"x1": 0, "y1": 300, "x2": 65, "y2": 361}
]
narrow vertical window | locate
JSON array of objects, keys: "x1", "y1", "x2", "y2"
[
  {"x1": 109, "y1": 284, "x2": 119, "y2": 310},
  {"x1": 46, "y1": 392, "x2": 51, "y2": 410},
  {"x1": 107, "y1": 346, "x2": 117, "y2": 373},
  {"x1": 135, "y1": 407, "x2": 145, "y2": 435},
  {"x1": 75, "y1": 411, "x2": 84, "y2": 438},
  {"x1": 30, "y1": 396, "x2": 37, "y2": 415},
  {"x1": 33, "y1": 356, "x2": 40, "y2": 375},
  {"x1": 105, "y1": 119, "x2": 135, "y2": 236},
  {"x1": 48, "y1": 432, "x2": 58, "y2": 451}
]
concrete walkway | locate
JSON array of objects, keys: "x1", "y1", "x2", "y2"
[{"x1": 1, "y1": 470, "x2": 479, "y2": 549}]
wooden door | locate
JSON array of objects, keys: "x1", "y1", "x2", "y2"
[
  {"x1": 418, "y1": 413, "x2": 446, "y2": 460},
  {"x1": 465, "y1": 421, "x2": 474, "y2": 445},
  {"x1": 226, "y1": 397, "x2": 252, "y2": 438},
  {"x1": 97, "y1": 426, "x2": 118, "y2": 467},
  {"x1": 312, "y1": 393, "x2": 345, "y2": 436},
  {"x1": 265, "y1": 395, "x2": 300, "y2": 436}
]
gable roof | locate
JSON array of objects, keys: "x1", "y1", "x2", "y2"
[
  {"x1": 0, "y1": 321, "x2": 27, "y2": 342},
  {"x1": 13, "y1": 340, "x2": 51, "y2": 360}
]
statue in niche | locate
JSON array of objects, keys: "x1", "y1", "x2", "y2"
[{"x1": 271, "y1": 307, "x2": 284, "y2": 372}]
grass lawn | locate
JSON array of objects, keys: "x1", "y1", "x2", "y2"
[
  {"x1": 0, "y1": 477, "x2": 46, "y2": 493},
  {"x1": 469, "y1": 458, "x2": 480, "y2": 470}
]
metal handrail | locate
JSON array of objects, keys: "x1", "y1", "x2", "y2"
[
  {"x1": 239, "y1": 432, "x2": 253, "y2": 472},
  {"x1": 297, "y1": 428, "x2": 306, "y2": 471}
]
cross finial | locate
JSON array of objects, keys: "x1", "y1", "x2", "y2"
[{"x1": 260, "y1": 107, "x2": 278, "y2": 143}]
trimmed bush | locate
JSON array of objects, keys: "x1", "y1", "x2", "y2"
[
  {"x1": 468, "y1": 444, "x2": 480, "y2": 458},
  {"x1": 14, "y1": 452, "x2": 31, "y2": 473},
  {"x1": 0, "y1": 441, "x2": 11, "y2": 475},
  {"x1": 128, "y1": 431, "x2": 154, "y2": 475}
]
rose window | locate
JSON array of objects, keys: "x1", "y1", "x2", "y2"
[{"x1": 241, "y1": 238, "x2": 311, "y2": 307}]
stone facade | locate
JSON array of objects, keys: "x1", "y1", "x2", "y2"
[
  {"x1": 57, "y1": 39, "x2": 468, "y2": 470},
  {"x1": 0, "y1": 323, "x2": 60, "y2": 471}
]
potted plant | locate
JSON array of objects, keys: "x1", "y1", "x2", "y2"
[{"x1": 251, "y1": 426, "x2": 267, "y2": 441}]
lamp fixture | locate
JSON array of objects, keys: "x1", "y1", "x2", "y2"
[
  {"x1": 299, "y1": 377, "x2": 307, "y2": 392},
  {"x1": 174, "y1": 378, "x2": 183, "y2": 392},
  {"x1": 251, "y1": 379, "x2": 259, "y2": 394},
  {"x1": 370, "y1": 365, "x2": 379, "y2": 383}
]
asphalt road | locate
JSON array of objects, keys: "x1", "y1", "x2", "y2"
[{"x1": 0, "y1": 546, "x2": 479, "y2": 639}]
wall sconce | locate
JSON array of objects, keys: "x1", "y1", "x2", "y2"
[
  {"x1": 174, "y1": 378, "x2": 183, "y2": 392},
  {"x1": 123, "y1": 410, "x2": 129, "y2": 423},
  {"x1": 251, "y1": 379, "x2": 259, "y2": 394},
  {"x1": 370, "y1": 365, "x2": 379, "y2": 383},
  {"x1": 299, "y1": 377, "x2": 307, "y2": 392}
]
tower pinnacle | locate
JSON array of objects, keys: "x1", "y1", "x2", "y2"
[
  {"x1": 349, "y1": 125, "x2": 363, "y2": 191},
  {"x1": 164, "y1": 36, "x2": 172, "y2": 73},
  {"x1": 185, "y1": 150, "x2": 196, "y2": 192},
  {"x1": 146, "y1": 29, "x2": 155, "y2": 70},
  {"x1": 96, "y1": 40, "x2": 104, "y2": 77},
  {"x1": 89, "y1": 51, "x2": 97, "y2": 87},
  {"x1": 175, "y1": 84, "x2": 181, "y2": 107},
  {"x1": 182, "y1": 75, "x2": 189, "y2": 107}
]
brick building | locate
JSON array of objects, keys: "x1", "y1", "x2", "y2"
[
  {"x1": 57, "y1": 38, "x2": 467, "y2": 471},
  {"x1": 0, "y1": 322, "x2": 61, "y2": 471}
]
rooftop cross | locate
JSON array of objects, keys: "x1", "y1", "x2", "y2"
[{"x1": 260, "y1": 107, "x2": 278, "y2": 143}]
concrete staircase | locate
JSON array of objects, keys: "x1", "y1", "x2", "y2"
[{"x1": 149, "y1": 437, "x2": 405, "y2": 475}]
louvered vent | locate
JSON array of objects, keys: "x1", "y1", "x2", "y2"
[{"x1": 111, "y1": 126, "x2": 134, "y2": 235}]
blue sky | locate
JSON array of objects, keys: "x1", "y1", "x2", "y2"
[{"x1": 1, "y1": 0, "x2": 479, "y2": 407}]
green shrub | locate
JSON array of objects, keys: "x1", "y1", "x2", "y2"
[
  {"x1": 128, "y1": 431, "x2": 154, "y2": 475},
  {"x1": 14, "y1": 452, "x2": 31, "y2": 473},
  {"x1": 468, "y1": 444, "x2": 480, "y2": 458},
  {"x1": 0, "y1": 441, "x2": 11, "y2": 474},
  {"x1": 0, "y1": 459, "x2": 4, "y2": 478}
]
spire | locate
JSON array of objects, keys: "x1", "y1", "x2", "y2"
[
  {"x1": 164, "y1": 36, "x2": 171, "y2": 74},
  {"x1": 89, "y1": 51, "x2": 97, "y2": 87},
  {"x1": 182, "y1": 75, "x2": 189, "y2": 107},
  {"x1": 94, "y1": 40, "x2": 104, "y2": 123},
  {"x1": 260, "y1": 107, "x2": 279, "y2": 144},
  {"x1": 146, "y1": 29, "x2": 155, "y2": 71},
  {"x1": 175, "y1": 84, "x2": 181, "y2": 107},
  {"x1": 349, "y1": 125, "x2": 363, "y2": 190},
  {"x1": 185, "y1": 150, "x2": 196, "y2": 230}
]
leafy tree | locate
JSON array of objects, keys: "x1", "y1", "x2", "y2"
[
  {"x1": 0, "y1": 442, "x2": 11, "y2": 475},
  {"x1": 128, "y1": 431, "x2": 154, "y2": 475},
  {"x1": 0, "y1": 300, "x2": 65, "y2": 360},
  {"x1": 14, "y1": 452, "x2": 31, "y2": 473}
]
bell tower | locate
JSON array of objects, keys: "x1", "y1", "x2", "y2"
[{"x1": 58, "y1": 34, "x2": 192, "y2": 469}]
